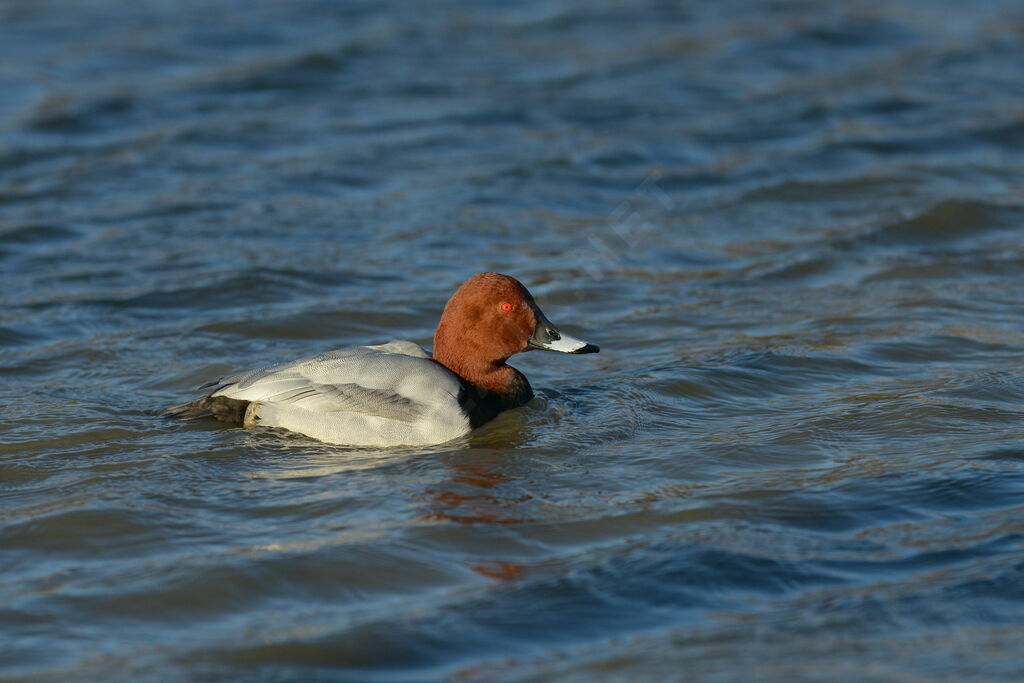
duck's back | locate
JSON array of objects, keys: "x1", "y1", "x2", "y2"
[{"x1": 207, "y1": 341, "x2": 471, "y2": 447}]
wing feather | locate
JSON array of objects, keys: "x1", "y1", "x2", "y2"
[{"x1": 206, "y1": 342, "x2": 459, "y2": 425}]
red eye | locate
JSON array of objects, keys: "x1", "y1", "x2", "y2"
[{"x1": 500, "y1": 302, "x2": 513, "y2": 312}]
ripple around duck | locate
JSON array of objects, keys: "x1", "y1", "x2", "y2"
[
  {"x1": 976, "y1": 115, "x2": 1024, "y2": 148},
  {"x1": 0, "y1": 325, "x2": 43, "y2": 348},
  {"x1": 0, "y1": 507, "x2": 195, "y2": 563},
  {"x1": 64, "y1": 270, "x2": 357, "y2": 313},
  {"x1": 195, "y1": 307, "x2": 418, "y2": 342},
  {"x1": 742, "y1": 174, "x2": 915, "y2": 204},
  {"x1": 859, "y1": 333, "x2": 1022, "y2": 365},
  {"x1": 180, "y1": 541, "x2": 841, "y2": 677},
  {"x1": 0, "y1": 223, "x2": 81, "y2": 246},
  {"x1": 933, "y1": 370, "x2": 1024, "y2": 406},
  {"x1": 188, "y1": 49, "x2": 354, "y2": 95},
  {"x1": 462, "y1": 555, "x2": 1024, "y2": 682},
  {"x1": 501, "y1": 377, "x2": 653, "y2": 452},
  {"x1": 654, "y1": 352, "x2": 880, "y2": 406},
  {"x1": 24, "y1": 94, "x2": 137, "y2": 134},
  {"x1": 847, "y1": 199, "x2": 1024, "y2": 250}
]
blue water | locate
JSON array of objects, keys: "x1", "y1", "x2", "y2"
[{"x1": 3, "y1": 0, "x2": 1024, "y2": 680}]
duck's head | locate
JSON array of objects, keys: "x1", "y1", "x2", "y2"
[{"x1": 433, "y1": 273, "x2": 598, "y2": 377}]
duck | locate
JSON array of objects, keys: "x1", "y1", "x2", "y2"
[{"x1": 166, "y1": 272, "x2": 599, "y2": 446}]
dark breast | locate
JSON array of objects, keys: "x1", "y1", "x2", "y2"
[{"x1": 458, "y1": 369, "x2": 534, "y2": 429}]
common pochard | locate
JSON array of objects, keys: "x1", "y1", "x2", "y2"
[{"x1": 167, "y1": 273, "x2": 599, "y2": 446}]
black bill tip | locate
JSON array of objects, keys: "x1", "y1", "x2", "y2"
[{"x1": 572, "y1": 343, "x2": 600, "y2": 354}]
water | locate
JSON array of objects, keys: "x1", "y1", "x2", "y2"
[{"x1": 3, "y1": 0, "x2": 1024, "y2": 679}]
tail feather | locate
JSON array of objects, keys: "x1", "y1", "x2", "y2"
[
  {"x1": 163, "y1": 400, "x2": 208, "y2": 420},
  {"x1": 164, "y1": 396, "x2": 251, "y2": 426}
]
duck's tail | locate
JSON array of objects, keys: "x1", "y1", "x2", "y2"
[{"x1": 164, "y1": 396, "x2": 251, "y2": 426}]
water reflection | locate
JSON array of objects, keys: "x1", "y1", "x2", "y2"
[
  {"x1": 239, "y1": 431, "x2": 534, "y2": 525},
  {"x1": 417, "y1": 450, "x2": 529, "y2": 525}
]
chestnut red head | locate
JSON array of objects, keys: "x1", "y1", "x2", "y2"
[{"x1": 433, "y1": 273, "x2": 598, "y2": 384}]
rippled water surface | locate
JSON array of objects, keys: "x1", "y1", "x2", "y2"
[{"x1": 4, "y1": 0, "x2": 1024, "y2": 680}]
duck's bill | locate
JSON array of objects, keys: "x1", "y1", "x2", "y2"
[{"x1": 528, "y1": 308, "x2": 600, "y2": 354}]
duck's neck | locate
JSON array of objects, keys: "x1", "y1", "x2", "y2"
[{"x1": 433, "y1": 347, "x2": 533, "y2": 410}]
